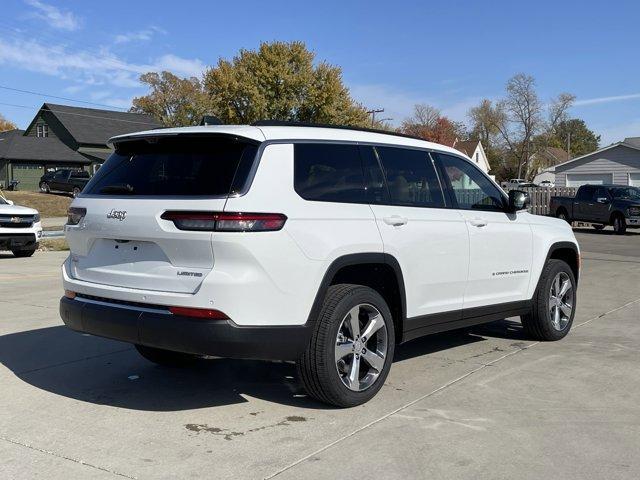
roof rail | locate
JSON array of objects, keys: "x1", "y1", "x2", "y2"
[{"x1": 250, "y1": 120, "x2": 425, "y2": 142}]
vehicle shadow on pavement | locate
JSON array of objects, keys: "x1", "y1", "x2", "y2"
[
  {"x1": 0, "y1": 321, "x2": 525, "y2": 411},
  {"x1": 394, "y1": 318, "x2": 528, "y2": 362}
]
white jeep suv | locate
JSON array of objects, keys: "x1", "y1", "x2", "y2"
[{"x1": 60, "y1": 123, "x2": 579, "y2": 407}]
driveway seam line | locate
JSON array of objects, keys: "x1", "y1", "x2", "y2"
[
  {"x1": 0, "y1": 435, "x2": 137, "y2": 479},
  {"x1": 265, "y1": 346, "x2": 538, "y2": 479},
  {"x1": 16, "y1": 348, "x2": 132, "y2": 375},
  {"x1": 265, "y1": 296, "x2": 640, "y2": 479}
]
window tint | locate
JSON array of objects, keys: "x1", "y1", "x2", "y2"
[
  {"x1": 359, "y1": 146, "x2": 389, "y2": 204},
  {"x1": 576, "y1": 186, "x2": 594, "y2": 201},
  {"x1": 592, "y1": 186, "x2": 608, "y2": 200},
  {"x1": 375, "y1": 146, "x2": 445, "y2": 207},
  {"x1": 609, "y1": 186, "x2": 640, "y2": 200},
  {"x1": 85, "y1": 136, "x2": 258, "y2": 196},
  {"x1": 294, "y1": 144, "x2": 365, "y2": 203},
  {"x1": 436, "y1": 153, "x2": 505, "y2": 211}
]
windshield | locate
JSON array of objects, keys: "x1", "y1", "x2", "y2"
[
  {"x1": 609, "y1": 187, "x2": 640, "y2": 200},
  {"x1": 84, "y1": 135, "x2": 259, "y2": 197}
]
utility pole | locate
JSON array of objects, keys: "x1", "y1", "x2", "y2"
[
  {"x1": 367, "y1": 108, "x2": 384, "y2": 127},
  {"x1": 566, "y1": 131, "x2": 571, "y2": 160}
]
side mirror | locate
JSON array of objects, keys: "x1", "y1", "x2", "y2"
[
  {"x1": 596, "y1": 197, "x2": 610, "y2": 204},
  {"x1": 6, "y1": 199, "x2": 14, "y2": 205},
  {"x1": 508, "y1": 190, "x2": 529, "y2": 212}
]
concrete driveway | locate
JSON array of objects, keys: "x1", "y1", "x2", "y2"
[{"x1": 1, "y1": 231, "x2": 639, "y2": 479}]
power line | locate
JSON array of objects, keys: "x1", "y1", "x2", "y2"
[{"x1": 0, "y1": 85, "x2": 129, "y2": 111}]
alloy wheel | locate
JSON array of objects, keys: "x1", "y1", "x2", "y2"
[
  {"x1": 549, "y1": 272, "x2": 573, "y2": 331},
  {"x1": 335, "y1": 303, "x2": 388, "y2": 392}
]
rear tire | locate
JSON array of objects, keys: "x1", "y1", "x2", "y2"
[
  {"x1": 297, "y1": 284, "x2": 395, "y2": 407},
  {"x1": 612, "y1": 214, "x2": 627, "y2": 235},
  {"x1": 40, "y1": 182, "x2": 50, "y2": 193},
  {"x1": 521, "y1": 259, "x2": 576, "y2": 341},
  {"x1": 135, "y1": 344, "x2": 199, "y2": 367},
  {"x1": 556, "y1": 208, "x2": 571, "y2": 224},
  {"x1": 12, "y1": 248, "x2": 36, "y2": 258}
]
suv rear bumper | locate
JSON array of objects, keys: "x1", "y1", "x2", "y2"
[{"x1": 59, "y1": 296, "x2": 312, "y2": 361}]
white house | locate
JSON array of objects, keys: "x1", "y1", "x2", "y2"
[
  {"x1": 533, "y1": 167, "x2": 556, "y2": 185},
  {"x1": 454, "y1": 140, "x2": 491, "y2": 174}
]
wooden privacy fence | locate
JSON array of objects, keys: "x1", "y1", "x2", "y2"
[
  {"x1": 454, "y1": 186, "x2": 577, "y2": 216},
  {"x1": 509, "y1": 186, "x2": 577, "y2": 216}
]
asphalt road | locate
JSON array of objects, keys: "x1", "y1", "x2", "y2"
[{"x1": 1, "y1": 231, "x2": 639, "y2": 479}]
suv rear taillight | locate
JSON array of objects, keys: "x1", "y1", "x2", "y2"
[
  {"x1": 161, "y1": 211, "x2": 287, "y2": 232},
  {"x1": 67, "y1": 207, "x2": 87, "y2": 225}
]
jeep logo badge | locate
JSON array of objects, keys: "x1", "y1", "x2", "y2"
[{"x1": 107, "y1": 209, "x2": 127, "y2": 221}]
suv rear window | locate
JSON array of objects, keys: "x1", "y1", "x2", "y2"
[{"x1": 84, "y1": 136, "x2": 258, "y2": 196}]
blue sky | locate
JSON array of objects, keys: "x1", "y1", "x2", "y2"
[{"x1": 1, "y1": 0, "x2": 639, "y2": 145}]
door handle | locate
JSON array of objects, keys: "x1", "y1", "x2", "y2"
[
  {"x1": 469, "y1": 218, "x2": 488, "y2": 227},
  {"x1": 383, "y1": 215, "x2": 408, "y2": 226}
]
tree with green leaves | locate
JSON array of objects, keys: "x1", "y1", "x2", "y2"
[
  {"x1": 131, "y1": 71, "x2": 207, "y2": 127},
  {"x1": 549, "y1": 119, "x2": 600, "y2": 158},
  {"x1": 203, "y1": 41, "x2": 370, "y2": 126},
  {"x1": 0, "y1": 113, "x2": 17, "y2": 132}
]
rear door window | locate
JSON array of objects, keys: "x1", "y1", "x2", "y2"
[
  {"x1": 84, "y1": 136, "x2": 258, "y2": 196},
  {"x1": 294, "y1": 143, "x2": 366, "y2": 203},
  {"x1": 576, "y1": 186, "x2": 594, "y2": 201},
  {"x1": 375, "y1": 146, "x2": 445, "y2": 207}
]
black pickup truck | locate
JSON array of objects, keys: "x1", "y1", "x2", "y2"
[
  {"x1": 39, "y1": 169, "x2": 90, "y2": 197},
  {"x1": 550, "y1": 184, "x2": 640, "y2": 234}
]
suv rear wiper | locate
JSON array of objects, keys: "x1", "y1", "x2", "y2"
[{"x1": 99, "y1": 183, "x2": 135, "y2": 195}]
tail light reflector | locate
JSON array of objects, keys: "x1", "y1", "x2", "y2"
[
  {"x1": 169, "y1": 306, "x2": 229, "y2": 319},
  {"x1": 161, "y1": 211, "x2": 286, "y2": 232},
  {"x1": 67, "y1": 207, "x2": 87, "y2": 225}
]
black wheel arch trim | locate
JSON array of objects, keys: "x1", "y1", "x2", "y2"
[
  {"x1": 544, "y1": 241, "x2": 580, "y2": 285},
  {"x1": 305, "y1": 252, "x2": 407, "y2": 328}
]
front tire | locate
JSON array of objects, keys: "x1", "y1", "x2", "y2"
[
  {"x1": 40, "y1": 182, "x2": 50, "y2": 193},
  {"x1": 521, "y1": 259, "x2": 576, "y2": 341},
  {"x1": 297, "y1": 284, "x2": 395, "y2": 407},
  {"x1": 135, "y1": 344, "x2": 199, "y2": 367},
  {"x1": 12, "y1": 248, "x2": 36, "y2": 258},
  {"x1": 72, "y1": 187, "x2": 81, "y2": 198},
  {"x1": 612, "y1": 214, "x2": 627, "y2": 235},
  {"x1": 593, "y1": 224, "x2": 605, "y2": 231}
]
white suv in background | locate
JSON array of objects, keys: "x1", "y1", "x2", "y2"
[
  {"x1": 0, "y1": 195, "x2": 42, "y2": 257},
  {"x1": 60, "y1": 123, "x2": 580, "y2": 407}
]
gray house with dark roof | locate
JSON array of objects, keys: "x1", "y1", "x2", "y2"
[
  {"x1": 0, "y1": 103, "x2": 160, "y2": 190},
  {"x1": 553, "y1": 137, "x2": 640, "y2": 188}
]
